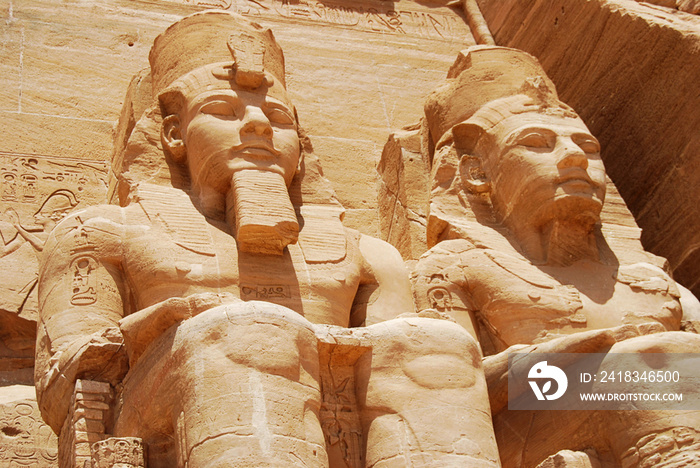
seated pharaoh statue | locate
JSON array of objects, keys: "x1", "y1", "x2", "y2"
[
  {"x1": 411, "y1": 46, "x2": 700, "y2": 467},
  {"x1": 34, "y1": 11, "x2": 501, "y2": 468}
]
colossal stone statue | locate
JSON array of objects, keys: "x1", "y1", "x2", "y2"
[
  {"x1": 35, "y1": 11, "x2": 499, "y2": 468},
  {"x1": 411, "y1": 46, "x2": 700, "y2": 467}
]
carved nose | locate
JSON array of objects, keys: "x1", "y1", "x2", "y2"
[
  {"x1": 556, "y1": 138, "x2": 588, "y2": 170},
  {"x1": 241, "y1": 106, "x2": 273, "y2": 138}
]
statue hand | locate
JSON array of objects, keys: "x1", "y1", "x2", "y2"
[
  {"x1": 184, "y1": 291, "x2": 239, "y2": 319},
  {"x1": 119, "y1": 292, "x2": 240, "y2": 366}
]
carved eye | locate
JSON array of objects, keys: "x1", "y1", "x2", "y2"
[
  {"x1": 575, "y1": 138, "x2": 600, "y2": 154},
  {"x1": 265, "y1": 107, "x2": 295, "y2": 126},
  {"x1": 200, "y1": 101, "x2": 236, "y2": 117},
  {"x1": 517, "y1": 132, "x2": 551, "y2": 149}
]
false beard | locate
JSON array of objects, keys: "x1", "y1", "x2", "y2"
[{"x1": 225, "y1": 169, "x2": 299, "y2": 255}]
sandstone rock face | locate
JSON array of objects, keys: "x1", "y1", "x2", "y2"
[
  {"x1": 3, "y1": 0, "x2": 474, "y2": 237},
  {"x1": 1, "y1": 1, "x2": 476, "y2": 464},
  {"x1": 477, "y1": 0, "x2": 700, "y2": 297}
]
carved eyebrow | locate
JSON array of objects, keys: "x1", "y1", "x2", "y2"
[
  {"x1": 189, "y1": 91, "x2": 240, "y2": 110},
  {"x1": 262, "y1": 98, "x2": 295, "y2": 123},
  {"x1": 262, "y1": 98, "x2": 293, "y2": 114}
]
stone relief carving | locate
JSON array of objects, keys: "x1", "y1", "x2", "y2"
[
  {"x1": 0, "y1": 395, "x2": 58, "y2": 467},
  {"x1": 35, "y1": 11, "x2": 499, "y2": 467},
  {"x1": 0, "y1": 155, "x2": 107, "y2": 322},
  {"x1": 175, "y1": 0, "x2": 470, "y2": 40},
  {"x1": 407, "y1": 45, "x2": 700, "y2": 467},
  {"x1": 91, "y1": 437, "x2": 146, "y2": 468},
  {"x1": 0, "y1": 154, "x2": 107, "y2": 465}
]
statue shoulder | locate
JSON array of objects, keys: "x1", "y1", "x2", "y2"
[
  {"x1": 616, "y1": 262, "x2": 680, "y2": 297},
  {"x1": 352, "y1": 230, "x2": 406, "y2": 277},
  {"x1": 412, "y1": 240, "x2": 475, "y2": 300},
  {"x1": 416, "y1": 239, "x2": 477, "y2": 267},
  {"x1": 414, "y1": 239, "x2": 564, "y2": 291},
  {"x1": 42, "y1": 204, "x2": 134, "y2": 269}
]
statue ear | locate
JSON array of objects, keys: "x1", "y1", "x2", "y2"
[
  {"x1": 452, "y1": 121, "x2": 483, "y2": 154},
  {"x1": 453, "y1": 122, "x2": 491, "y2": 194},
  {"x1": 161, "y1": 114, "x2": 186, "y2": 163}
]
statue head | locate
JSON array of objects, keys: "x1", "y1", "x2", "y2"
[
  {"x1": 425, "y1": 47, "x2": 606, "y2": 254},
  {"x1": 148, "y1": 11, "x2": 303, "y2": 253},
  {"x1": 151, "y1": 11, "x2": 301, "y2": 199}
]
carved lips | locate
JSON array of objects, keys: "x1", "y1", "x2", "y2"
[
  {"x1": 555, "y1": 169, "x2": 602, "y2": 194},
  {"x1": 232, "y1": 141, "x2": 282, "y2": 158}
]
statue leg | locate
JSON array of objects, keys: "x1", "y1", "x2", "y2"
[
  {"x1": 356, "y1": 317, "x2": 500, "y2": 467},
  {"x1": 113, "y1": 301, "x2": 328, "y2": 468}
]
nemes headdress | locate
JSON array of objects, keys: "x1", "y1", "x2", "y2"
[
  {"x1": 424, "y1": 45, "x2": 575, "y2": 150},
  {"x1": 149, "y1": 10, "x2": 288, "y2": 115}
]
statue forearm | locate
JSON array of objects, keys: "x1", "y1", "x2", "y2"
[{"x1": 36, "y1": 325, "x2": 129, "y2": 433}]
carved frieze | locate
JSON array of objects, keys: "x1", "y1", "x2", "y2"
[
  {"x1": 175, "y1": 0, "x2": 470, "y2": 41},
  {"x1": 0, "y1": 153, "x2": 107, "y2": 322}
]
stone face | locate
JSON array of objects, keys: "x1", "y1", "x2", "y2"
[
  {"x1": 405, "y1": 45, "x2": 700, "y2": 467},
  {"x1": 32, "y1": 11, "x2": 499, "y2": 467},
  {"x1": 477, "y1": 0, "x2": 700, "y2": 298},
  {"x1": 2, "y1": 0, "x2": 473, "y2": 239},
  {"x1": 0, "y1": 3, "x2": 475, "y2": 463}
]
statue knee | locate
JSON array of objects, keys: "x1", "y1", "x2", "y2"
[
  {"x1": 177, "y1": 301, "x2": 320, "y2": 380},
  {"x1": 358, "y1": 317, "x2": 486, "y2": 407},
  {"x1": 610, "y1": 330, "x2": 700, "y2": 354},
  {"x1": 359, "y1": 319, "x2": 498, "y2": 467},
  {"x1": 364, "y1": 317, "x2": 483, "y2": 380}
]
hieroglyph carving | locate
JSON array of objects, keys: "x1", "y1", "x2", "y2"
[
  {"x1": 0, "y1": 400, "x2": 58, "y2": 467},
  {"x1": 91, "y1": 437, "x2": 146, "y2": 468},
  {"x1": 178, "y1": 0, "x2": 469, "y2": 40},
  {"x1": 0, "y1": 153, "x2": 107, "y2": 320}
]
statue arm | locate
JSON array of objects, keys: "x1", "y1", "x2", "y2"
[
  {"x1": 483, "y1": 329, "x2": 616, "y2": 415},
  {"x1": 351, "y1": 234, "x2": 414, "y2": 326},
  {"x1": 411, "y1": 239, "x2": 480, "y2": 340},
  {"x1": 35, "y1": 209, "x2": 129, "y2": 433},
  {"x1": 3, "y1": 207, "x2": 45, "y2": 251},
  {"x1": 0, "y1": 235, "x2": 25, "y2": 257}
]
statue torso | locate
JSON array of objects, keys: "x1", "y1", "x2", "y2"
[
  {"x1": 64, "y1": 191, "x2": 365, "y2": 328},
  {"x1": 413, "y1": 239, "x2": 682, "y2": 353}
]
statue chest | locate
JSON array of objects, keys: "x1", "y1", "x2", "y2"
[
  {"x1": 120, "y1": 221, "x2": 362, "y2": 326},
  {"x1": 464, "y1": 251, "x2": 682, "y2": 347}
]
